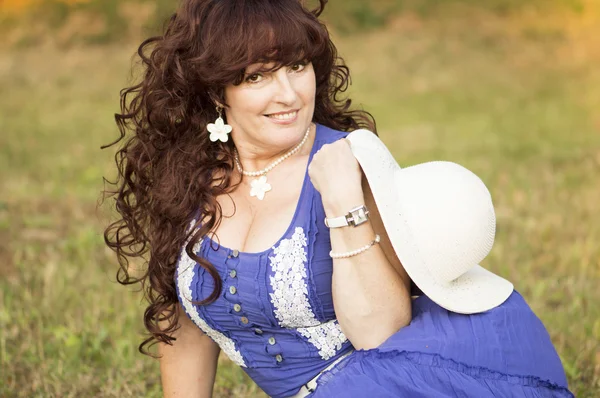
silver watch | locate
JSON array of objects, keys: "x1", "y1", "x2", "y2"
[{"x1": 324, "y1": 205, "x2": 370, "y2": 228}]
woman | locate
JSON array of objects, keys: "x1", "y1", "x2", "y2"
[{"x1": 104, "y1": 0, "x2": 573, "y2": 397}]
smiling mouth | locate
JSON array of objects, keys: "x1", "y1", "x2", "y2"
[{"x1": 265, "y1": 110, "x2": 298, "y2": 121}]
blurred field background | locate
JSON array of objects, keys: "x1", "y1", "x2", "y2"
[{"x1": 1, "y1": 0, "x2": 599, "y2": 396}]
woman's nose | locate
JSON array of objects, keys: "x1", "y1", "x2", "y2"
[{"x1": 273, "y1": 71, "x2": 298, "y2": 105}]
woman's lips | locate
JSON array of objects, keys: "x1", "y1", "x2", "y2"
[{"x1": 265, "y1": 110, "x2": 299, "y2": 124}]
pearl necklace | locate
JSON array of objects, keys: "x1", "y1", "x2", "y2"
[{"x1": 234, "y1": 125, "x2": 311, "y2": 200}]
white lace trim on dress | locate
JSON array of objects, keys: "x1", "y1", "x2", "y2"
[
  {"x1": 177, "y1": 229, "x2": 246, "y2": 367},
  {"x1": 298, "y1": 320, "x2": 348, "y2": 361},
  {"x1": 269, "y1": 227, "x2": 348, "y2": 360}
]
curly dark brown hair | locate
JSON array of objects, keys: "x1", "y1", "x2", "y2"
[{"x1": 102, "y1": 0, "x2": 377, "y2": 355}]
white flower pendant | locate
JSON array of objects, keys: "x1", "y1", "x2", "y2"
[
  {"x1": 250, "y1": 175, "x2": 272, "y2": 200},
  {"x1": 207, "y1": 116, "x2": 232, "y2": 143}
]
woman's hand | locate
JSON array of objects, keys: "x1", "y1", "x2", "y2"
[{"x1": 308, "y1": 138, "x2": 364, "y2": 210}]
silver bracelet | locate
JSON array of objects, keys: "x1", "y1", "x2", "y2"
[{"x1": 329, "y1": 234, "x2": 381, "y2": 259}]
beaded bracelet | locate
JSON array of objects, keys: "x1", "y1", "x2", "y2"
[{"x1": 329, "y1": 234, "x2": 381, "y2": 259}]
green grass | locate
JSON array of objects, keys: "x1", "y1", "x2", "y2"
[
  {"x1": 1, "y1": 4, "x2": 599, "y2": 397},
  {"x1": 0, "y1": 0, "x2": 587, "y2": 47}
]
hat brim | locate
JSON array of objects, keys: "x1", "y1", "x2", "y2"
[{"x1": 347, "y1": 129, "x2": 513, "y2": 314}]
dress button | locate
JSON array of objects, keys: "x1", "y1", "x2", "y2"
[
  {"x1": 232, "y1": 249, "x2": 239, "y2": 258},
  {"x1": 240, "y1": 316, "x2": 249, "y2": 324},
  {"x1": 229, "y1": 269, "x2": 237, "y2": 278},
  {"x1": 275, "y1": 354, "x2": 283, "y2": 363},
  {"x1": 268, "y1": 337, "x2": 276, "y2": 345},
  {"x1": 229, "y1": 286, "x2": 237, "y2": 294},
  {"x1": 233, "y1": 304, "x2": 242, "y2": 312},
  {"x1": 254, "y1": 328, "x2": 263, "y2": 335}
]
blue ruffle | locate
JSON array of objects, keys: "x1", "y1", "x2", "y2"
[
  {"x1": 313, "y1": 349, "x2": 574, "y2": 397},
  {"x1": 307, "y1": 292, "x2": 573, "y2": 397}
]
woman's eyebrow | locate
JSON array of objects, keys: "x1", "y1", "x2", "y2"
[
  {"x1": 246, "y1": 62, "x2": 284, "y2": 74},
  {"x1": 244, "y1": 65, "x2": 262, "y2": 74}
]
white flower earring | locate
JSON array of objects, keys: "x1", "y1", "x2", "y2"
[{"x1": 207, "y1": 105, "x2": 232, "y2": 143}]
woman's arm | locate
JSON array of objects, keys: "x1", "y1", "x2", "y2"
[
  {"x1": 159, "y1": 304, "x2": 220, "y2": 398},
  {"x1": 309, "y1": 139, "x2": 412, "y2": 350},
  {"x1": 325, "y1": 174, "x2": 412, "y2": 349}
]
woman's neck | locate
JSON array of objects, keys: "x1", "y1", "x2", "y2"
[{"x1": 233, "y1": 124, "x2": 315, "y2": 173}]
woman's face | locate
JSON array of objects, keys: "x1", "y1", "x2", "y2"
[{"x1": 223, "y1": 61, "x2": 316, "y2": 152}]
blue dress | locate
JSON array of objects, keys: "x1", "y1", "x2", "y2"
[{"x1": 175, "y1": 123, "x2": 572, "y2": 398}]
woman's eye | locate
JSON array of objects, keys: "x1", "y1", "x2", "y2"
[
  {"x1": 245, "y1": 73, "x2": 263, "y2": 83},
  {"x1": 290, "y1": 62, "x2": 306, "y2": 72}
]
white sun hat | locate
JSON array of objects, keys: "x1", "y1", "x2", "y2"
[{"x1": 346, "y1": 129, "x2": 513, "y2": 314}]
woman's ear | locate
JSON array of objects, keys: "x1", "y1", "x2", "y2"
[{"x1": 207, "y1": 89, "x2": 226, "y2": 110}]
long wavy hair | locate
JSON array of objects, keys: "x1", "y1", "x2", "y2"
[{"x1": 103, "y1": 0, "x2": 376, "y2": 355}]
